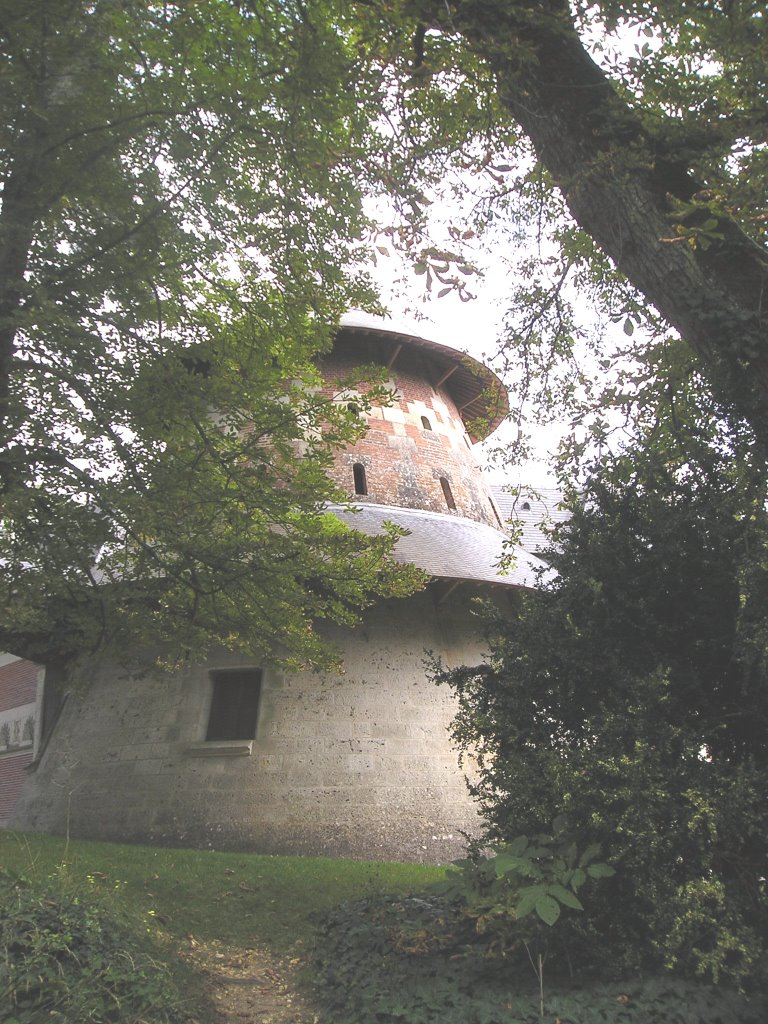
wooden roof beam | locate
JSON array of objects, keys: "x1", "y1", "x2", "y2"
[
  {"x1": 386, "y1": 342, "x2": 403, "y2": 369},
  {"x1": 434, "y1": 363, "x2": 459, "y2": 388}
]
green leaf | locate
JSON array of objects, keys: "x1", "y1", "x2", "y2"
[
  {"x1": 586, "y1": 863, "x2": 616, "y2": 879},
  {"x1": 535, "y1": 894, "x2": 561, "y2": 926},
  {"x1": 492, "y1": 854, "x2": 528, "y2": 876},
  {"x1": 570, "y1": 867, "x2": 587, "y2": 890},
  {"x1": 548, "y1": 884, "x2": 583, "y2": 911},
  {"x1": 515, "y1": 889, "x2": 541, "y2": 920},
  {"x1": 578, "y1": 844, "x2": 602, "y2": 867},
  {"x1": 506, "y1": 835, "x2": 529, "y2": 856}
]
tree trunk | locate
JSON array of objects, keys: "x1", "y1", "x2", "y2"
[
  {"x1": 0, "y1": 139, "x2": 43, "y2": 457},
  {"x1": 429, "y1": 0, "x2": 768, "y2": 442}
]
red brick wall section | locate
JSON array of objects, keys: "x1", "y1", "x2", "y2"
[
  {"x1": 319, "y1": 347, "x2": 499, "y2": 527},
  {"x1": 0, "y1": 658, "x2": 39, "y2": 824},
  {"x1": 0, "y1": 750, "x2": 33, "y2": 824},
  {"x1": 0, "y1": 658, "x2": 38, "y2": 713}
]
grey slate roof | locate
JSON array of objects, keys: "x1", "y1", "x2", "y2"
[
  {"x1": 329, "y1": 502, "x2": 552, "y2": 590},
  {"x1": 490, "y1": 485, "x2": 570, "y2": 557}
]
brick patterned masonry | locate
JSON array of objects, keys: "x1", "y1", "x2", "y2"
[
  {"x1": 0, "y1": 658, "x2": 38, "y2": 713},
  {"x1": 319, "y1": 339, "x2": 500, "y2": 528},
  {"x1": 0, "y1": 751, "x2": 34, "y2": 823},
  {"x1": 0, "y1": 656, "x2": 41, "y2": 825}
]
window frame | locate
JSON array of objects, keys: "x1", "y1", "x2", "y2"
[
  {"x1": 352, "y1": 462, "x2": 368, "y2": 495},
  {"x1": 439, "y1": 476, "x2": 456, "y2": 510}
]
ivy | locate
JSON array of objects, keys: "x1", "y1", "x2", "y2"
[{"x1": 311, "y1": 892, "x2": 766, "y2": 1024}]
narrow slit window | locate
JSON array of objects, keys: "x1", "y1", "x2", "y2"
[
  {"x1": 420, "y1": 415, "x2": 432, "y2": 430},
  {"x1": 440, "y1": 477, "x2": 456, "y2": 510},
  {"x1": 353, "y1": 463, "x2": 368, "y2": 495},
  {"x1": 206, "y1": 669, "x2": 262, "y2": 741}
]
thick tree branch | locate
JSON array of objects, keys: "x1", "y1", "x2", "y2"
[{"x1": 426, "y1": 0, "x2": 768, "y2": 442}]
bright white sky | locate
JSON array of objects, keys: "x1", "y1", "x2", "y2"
[{"x1": 365, "y1": 16, "x2": 671, "y2": 491}]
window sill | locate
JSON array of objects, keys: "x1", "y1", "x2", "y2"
[{"x1": 185, "y1": 740, "x2": 253, "y2": 757}]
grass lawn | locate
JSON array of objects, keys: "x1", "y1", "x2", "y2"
[
  {"x1": 3, "y1": 831, "x2": 765, "y2": 1024},
  {"x1": 0, "y1": 830, "x2": 445, "y2": 952}
]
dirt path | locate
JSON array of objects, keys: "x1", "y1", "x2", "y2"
[{"x1": 181, "y1": 936, "x2": 319, "y2": 1023}]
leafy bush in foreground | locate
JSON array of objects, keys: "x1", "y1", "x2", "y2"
[
  {"x1": 0, "y1": 867, "x2": 188, "y2": 1024},
  {"x1": 440, "y1": 451, "x2": 768, "y2": 989},
  {"x1": 312, "y1": 892, "x2": 767, "y2": 1024}
]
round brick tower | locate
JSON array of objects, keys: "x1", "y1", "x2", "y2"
[
  {"x1": 323, "y1": 311, "x2": 507, "y2": 528},
  {"x1": 10, "y1": 314, "x2": 547, "y2": 862}
]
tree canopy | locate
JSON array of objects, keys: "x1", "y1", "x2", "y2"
[
  {"x1": 352, "y1": 0, "x2": 768, "y2": 464},
  {"x1": 2, "y1": 0, "x2": 767, "y2": 674},
  {"x1": 382, "y1": 0, "x2": 768, "y2": 987},
  {"x1": 0, "y1": 0, "x2": 436, "y2": 669}
]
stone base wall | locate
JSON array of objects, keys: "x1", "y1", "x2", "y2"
[{"x1": 10, "y1": 587, "x2": 491, "y2": 863}]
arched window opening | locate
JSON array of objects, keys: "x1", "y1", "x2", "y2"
[
  {"x1": 440, "y1": 477, "x2": 456, "y2": 510},
  {"x1": 521, "y1": 501, "x2": 531, "y2": 511},
  {"x1": 420, "y1": 415, "x2": 432, "y2": 430},
  {"x1": 353, "y1": 463, "x2": 368, "y2": 496}
]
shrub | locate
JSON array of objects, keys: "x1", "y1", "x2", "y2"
[
  {"x1": 0, "y1": 867, "x2": 188, "y2": 1024},
  {"x1": 311, "y1": 892, "x2": 767, "y2": 1024}
]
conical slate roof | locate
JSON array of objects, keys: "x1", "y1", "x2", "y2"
[
  {"x1": 490, "y1": 485, "x2": 570, "y2": 557},
  {"x1": 329, "y1": 502, "x2": 552, "y2": 590}
]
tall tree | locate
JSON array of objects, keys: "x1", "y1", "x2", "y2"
[
  {"x1": 348, "y1": 1, "x2": 768, "y2": 984},
  {"x1": 355, "y1": 0, "x2": 767, "y2": 450},
  {"x1": 0, "y1": 1, "x2": 431, "y2": 668}
]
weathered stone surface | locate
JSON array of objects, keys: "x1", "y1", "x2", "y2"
[{"x1": 11, "y1": 588, "x2": 493, "y2": 862}]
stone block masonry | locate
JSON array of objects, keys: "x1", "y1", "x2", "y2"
[
  {"x1": 7, "y1": 312, "x2": 534, "y2": 864},
  {"x1": 11, "y1": 589, "x2": 487, "y2": 862},
  {"x1": 320, "y1": 340, "x2": 498, "y2": 527}
]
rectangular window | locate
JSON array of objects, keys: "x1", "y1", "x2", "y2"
[{"x1": 206, "y1": 669, "x2": 262, "y2": 741}]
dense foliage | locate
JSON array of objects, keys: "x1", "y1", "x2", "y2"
[
  {"x1": 312, "y1": 892, "x2": 767, "y2": 1023},
  {"x1": 0, "y1": 1, "x2": 444, "y2": 669},
  {"x1": 346, "y1": 2, "x2": 768, "y2": 991},
  {"x1": 379, "y1": 0, "x2": 768, "y2": 453},
  {"x1": 3, "y1": 1, "x2": 767, "y2": 672},
  {"x1": 438, "y1": 394, "x2": 768, "y2": 987},
  {"x1": 0, "y1": 867, "x2": 189, "y2": 1023}
]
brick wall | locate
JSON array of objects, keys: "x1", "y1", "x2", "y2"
[
  {"x1": 0, "y1": 750, "x2": 34, "y2": 824},
  {"x1": 0, "y1": 656, "x2": 39, "y2": 713},
  {"x1": 319, "y1": 343, "x2": 501, "y2": 528},
  {"x1": 0, "y1": 655, "x2": 41, "y2": 826}
]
